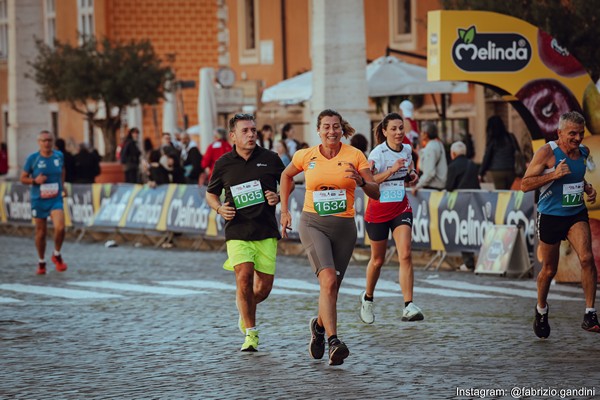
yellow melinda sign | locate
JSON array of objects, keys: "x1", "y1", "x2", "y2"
[{"x1": 427, "y1": 10, "x2": 596, "y2": 142}]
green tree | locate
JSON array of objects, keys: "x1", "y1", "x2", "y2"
[
  {"x1": 29, "y1": 37, "x2": 171, "y2": 161},
  {"x1": 441, "y1": 0, "x2": 600, "y2": 82}
]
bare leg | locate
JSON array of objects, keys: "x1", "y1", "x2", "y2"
[
  {"x1": 34, "y1": 218, "x2": 47, "y2": 260},
  {"x1": 365, "y1": 240, "x2": 387, "y2": 297},
  {"x1": 393, "y1": 225, "x2": 413, "y2": 303},
  {"x1": 536, "y1": 240, "x2": 560, "y2": 309},
  {"x1": 253, "y1": 269, "x2": 274, "y2": 305},
  {"x1": 317, "y1": 268, "x2": 339, "y2": 337},
  {"x1": 567, "y1": 221, "x2": 597, "y2": 308},
  {"x1": 50, "y1": 210, "x2": 65, "y2": 252},
  {"x1": 235, "y1": 262, "x2": 257, "y2": 328}
]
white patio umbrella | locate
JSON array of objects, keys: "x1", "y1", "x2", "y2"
[
  {"x1": 186, "y1": 125, "x2": 201, "y2": 134},
  {"x1": 261, "y1": 56, "x2": 468, "y2": 104},
  {"x1": 198, "y1": 68, "x2": 218, "y2": 153},
  {"x1": 162, "y1": 87, "x2": 179, "y2": 135},
  {"x1": 260, "y1": 71, "x2": 312, "y2": 104},
  {"x1": 366, "y1": 56, "x2": 468, "y2": 97}
]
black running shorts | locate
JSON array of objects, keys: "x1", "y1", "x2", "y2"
[
  {"x1": 365, "y1": 212, "x2": 413, "y2": 242},
  {"x1": 536, "y1": 209, "x2": 589, "y2": 245}
]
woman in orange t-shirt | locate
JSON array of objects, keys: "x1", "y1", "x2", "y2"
[{"x1": 279, "y1": 109, "x2": 379, "y2": 366}]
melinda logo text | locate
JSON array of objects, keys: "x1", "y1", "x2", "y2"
[{"x1": 452, "y1": 25, "x2": 531, "y2": 72}]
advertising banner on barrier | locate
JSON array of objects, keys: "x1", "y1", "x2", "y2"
[
  {"x1": 92, "y1": 184, "x2": 138, "y2": 228},
  {"x1": 2, "y1": 183, "x2": 537, "y2": 254},
  {"x1": 408, "y1": 190, "x2": 536, "y2": 253},
  {"x1": 406, "y1": 190, "x2": 441, "y2": 250},
  {"x1": 160, "y1": 185, "x2": 225, "y2": 237},
  {"x1": 121, "y1": 184, "x2": 170, "y2": 230},
  {"x1": 436, "y1": 190, "x2": 496, "y2": 253},
  {"x1": 64, "y1": 183, "x2": 95, "y2": 227},
  {"x1": 3, "y1": 182, "x2": 33, "y2": 225}
]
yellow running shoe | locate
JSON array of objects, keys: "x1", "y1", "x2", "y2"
[{"x1": 241, "y1": 330, "x2": 259, "y2": 352}]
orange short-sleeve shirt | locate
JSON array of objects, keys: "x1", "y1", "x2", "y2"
[{"x1": 292, "y1": 143, "x2": 370, "y2": 218}]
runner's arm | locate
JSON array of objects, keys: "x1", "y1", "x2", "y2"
[
  {"x1": 280, "y1": 163, "x2": 301, "y2": 237},
  {"x1": 521, "y1": 144, "x2": 565, "y2": 192},
  {"x1": 358, "y1": 168, "x2": 380, "y2": 200}
]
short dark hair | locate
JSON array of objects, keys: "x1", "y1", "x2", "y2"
[{"x1": 229, "y1": 113, "x2": 255, "y2": 132}]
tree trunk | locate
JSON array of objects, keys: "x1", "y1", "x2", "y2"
[
  {"x1": 101, "y1": 125, "x2": 118, "y2": 162},
  {"x1": 97, "y1": 117, "x2": 121, "y2": 162}
]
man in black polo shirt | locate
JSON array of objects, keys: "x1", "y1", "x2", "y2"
[{"x1": 206, "y1": 113, "x2": 289, "y2": 352}]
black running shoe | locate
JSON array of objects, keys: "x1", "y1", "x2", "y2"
[
  {"x1": 533, "y1": 306, "x2": 550, "y2": 339},
  {"x1": 328, "y1": 339, "x2": 349, "y2": 366},
  {"x1": 582, "y1": 311, "x2": 600, "y2": 333},
  {"x1": 308, "y1": 317, "x2": 325, "y2": 359}
]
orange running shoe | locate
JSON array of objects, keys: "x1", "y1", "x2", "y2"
[
  {"x1": 51, "y1": 254, "x2": 68, "y2": 272},
  {"x1": 36, "y1": 262, "x2": 47, "y2": 275}
]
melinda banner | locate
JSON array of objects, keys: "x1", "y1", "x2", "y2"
[
  {"x1": 427, "y1": 10, "x2": 594, "y2": 142},
  {"x1": 0, "y1": 182, "x2": 535, "y2": 252}
]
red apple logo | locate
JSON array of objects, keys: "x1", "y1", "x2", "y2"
[
  {"x1": 516, "y1": 79, "x2": 582, "y2": 141},
  {"x1": 537, "y1": 30, "x2": 586, "y2": 77}
]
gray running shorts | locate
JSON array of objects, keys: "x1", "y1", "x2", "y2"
[{"x1": 298, "y1": 212, "x2": 357, "y2": 279}]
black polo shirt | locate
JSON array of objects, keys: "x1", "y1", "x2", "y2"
[{"x1": 207, "y1": 145, "x2": 285, "y2": 241}]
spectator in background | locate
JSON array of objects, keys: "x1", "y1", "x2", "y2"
[
  {"x1": 258, "y1": 124, "x2": 274, "y2": 150},
  {"x1": 0, "y1": 142, "x2": 7, "y2": 176},
  {"x1": 143, "y1": 138, "x2": 154, "y2": 156},
  {"x1": 202, "y1": 127, "x2": 232, "y2": 180},
  {"x1": 275, "y1": 140, "x2": 291, "y2": 166},
  {"x1": 180, "y1": 132, "x2": 204, "y2": 185},
  {"x1": 73, "y1": 143, "x2": 101, "y2": 183},
  {"x1": 120, "y1": 128, "x2": 142, "y2": 183},
  {"x1": 479, "y1": 116, "x2": 516, "y2": 190},
  {"x1": 445, "y1": 141, "x2": 480, "y2": 272},
  {"x1": 446, "y1": 141, "x2": 480, "y2": 192},
  {"x1": 460, "y1": 131, "x2": 476, "y2": 160},
  {"x1": 148, "y1": 149, "x2": 185, "y2": 187},
  {"x1": 400, "y1": 100, "x2": 420, "y2": 148},
  {"x1": 141, "y1": 138, "x2": 154, "y2": 183},
  {"x1": 350, "y1": 133, "x2": 369, "y2": 156},
  {"x1": 55, "y1": 138, "x2": 76, "y2": 183},
  {"x1": 282, "y1": 123, "x2": 299, "y2": 156},
  {"x1": 413, "y1": 122, "x2": 447, "y2": 193},
  {"x1": 161, "y1": 132, "x2": 179, "y2": 157}
]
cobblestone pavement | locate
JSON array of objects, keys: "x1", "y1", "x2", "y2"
[{"x1": 1, "y1": 235, "x2": 598, "y2": 399}]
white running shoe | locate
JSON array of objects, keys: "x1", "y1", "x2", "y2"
[
  {"x1": 359, "y1": 291, "x2": 375, "y2": 324},
  {"x1": 402, "y1": 302, "x2": 424, "y2": 321}
]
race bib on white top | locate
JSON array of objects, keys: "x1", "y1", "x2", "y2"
[
  {"x1": 40, "y1": 183, "x2": 59, "y2": 199},
  {"x1": 230, "y1": 180, "x2": 265, "y2": 209},
  {"x1": 379, "y1": 180, "x2": 405, "y2": 203},
  {"x1": 313, "y1": 189, "x2": 347, "y2": 216}
]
